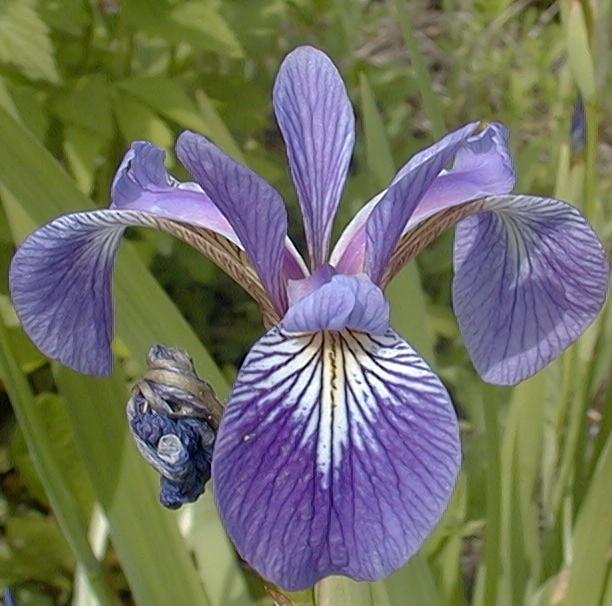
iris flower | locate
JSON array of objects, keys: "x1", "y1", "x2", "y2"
[{"x1": 9, "y1": 47, "x2": 609, "y2": 590}]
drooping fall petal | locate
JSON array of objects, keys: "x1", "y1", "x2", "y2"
[
  {"x1": 213, "y1": 327, "x2": 461, "y2": 590},
  {"x1": 453, "y1": 194, "x2": 609, "y2": 384},
  {"x1": 9, "y1": 144, "x2": 283, "y2": 375}
]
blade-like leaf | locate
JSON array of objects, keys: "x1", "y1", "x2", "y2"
[
  {"x1": 563, "y1": 429, "x2": 612, "y2": 606},
  {"x1": 498, "y1": 373, "x2": 549, "y2": 605},
  {"x1": 0, "y1": 105, "x2": 228, "y2": 391},
  {"x1": 0, "y1": 319, "x2": 119, "y2": 606},
  {"x1": 54, "y1": 366, "x2": 213, "y2": 606},
  {"x1": 314, "y1": 577, "x2": 375, "y2": 606}
]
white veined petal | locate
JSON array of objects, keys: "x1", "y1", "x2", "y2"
[{"x1": 213, "y1": 326, "x2": 461, "y2": 591}]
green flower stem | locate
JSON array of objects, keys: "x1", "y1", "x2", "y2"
[
  {"x1": 481, "y1": 394, "x2": 501, "y2": 606},
  {"x1": 0, "y1": 320, "x2": 120, "y2": 606},
  {"x1": 314, "y1": 576, "x2": 374, "y2": 606},
  {"x1": 583, "y1": 98, "x2": 598, "y2": 221}
]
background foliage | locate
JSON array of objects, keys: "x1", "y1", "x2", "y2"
[{"x1": 0, "y1": 0, "x2": 611, "y2": 605}]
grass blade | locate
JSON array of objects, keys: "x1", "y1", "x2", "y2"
[
  {"x1": 54, "y1": 366, "x2": 212, "y2": 606},
  {"x1": 563, "y1": 429, "x2": 612, "y2": 605},
  {"x1": 314, "y1": 577, "x2": 375, "y2": 606},
  {"x1": 0, "y1": 319, "x2": 119, "y2": 606},
  {"x1": 388, "y1": 0, "x2": 446, "y2": 138}
]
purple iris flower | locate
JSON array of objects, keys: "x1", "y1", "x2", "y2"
[
  {"x1": 4, "y1": 589, "x2": 18, "y2": 606},
  {"x1": 9, "y1": 46, "x2": 609, "y2": 590}
]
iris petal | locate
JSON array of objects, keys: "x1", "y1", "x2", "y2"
[
  {"x1": 10, "y1": 211, "x2": 126, "y2": 375},
  {"x1": 282, "y1": 274, "x2": 389, "y2": 335},
  {"x1": 365, "y1": 122, "x2": 479, "y2": 283},
  {"x1": 9, "y1": 208, "x2": 278, "y2": 375},
  {"x1": 273, "y1": 46, "x2": 355, "y2": 269},
  {"x1": 177, "y1": 132, "x2": 290, "y2": 312},
  {"x1": 331, "y1": 123, "x2": 513, "y2": 275},
  {"x1": 213, "y1": 327, "x2": 460, "y2": 591},
  {"x1": 453, "y1": 194, "x2": 609, "y2": 385},
  {"x1": 403, "y1": 122, "x2": 515, "y2": 229},
  {"x1": 113, "y1": 141, "x2": 308, "y2": 282},
  {"x1": 111, "y1": 141, "x2": 241, "y2": 243}
]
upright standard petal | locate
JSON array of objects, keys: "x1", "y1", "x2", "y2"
[
  {"x1": 177, "y1": 132, "x2": 290, "y2": 312},
  {"x1": 115, "y1": 140, "x2": 307, "y2": 283},
  {"x1": 365, "y1": 123, "x2": 479, "y2": 283},
  {"x1": 453, "y1": 195, "x2": 609, "y2": 385},
  {"x1": 273, "y1": 46, "x2": 355, "y2": 269},
  {"x1": 213, "y1": 327, "x2": 461, "y2": 590},
  {"x1": 111, "y1": 141, "x2": 240, "y2": 244},
  {"x1": 331, "y1": 123, "x2": 513, "y2": 276}
]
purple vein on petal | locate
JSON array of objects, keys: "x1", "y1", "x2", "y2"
[
  {"x1": 274, "y1": 46, "x2": 355, "y2": 270},
  {"x1": 453, "y1": 194, "x2": 609, "y2": 385},
  {"x1": 177, "y1": 131, "x2": 290, "y2": 312},
  {"x1": 213, "y1": 327, "x2": 460, "y2": 591}
]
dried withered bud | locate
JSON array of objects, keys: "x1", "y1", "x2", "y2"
[{"x1": 127, "y1": 345, "x2": 223, "y2": 509}]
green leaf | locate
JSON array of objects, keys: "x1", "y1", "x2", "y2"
[
  {"x1": 11, "y1": 426, "x2": 49, "y2": 504},
  {"x1": 50, "y1": 75, "x2": 113, "y2": 139},
  {"x1": 123, "y1": 0, "x2": 243, "y2": 59},
  {"x1": 117, "y1": 77, "x2": 210, "y2": 134},
  {"x1": 426, "y1": 476, "x2": 468, "y2": 605},
  {"x1": 11, "y1": 393, "x2": 95, "y2": 518},
  {"x1": 6, "y1": 84, "x2": 49, "y2": 141},
  {"x1": 38, "y1": 0, "x2": 91, "y2": 34},
  {"x1": 0, "y1": 106, "x2": 229, "y2": 392},
  {"x1": 112, "y1": 91, "x2": 174, "y2": 151},
  {"x1": 384, "y1": 555, "x2": 443, "y2": 606},
  {"x1": 0, "y1": 318, "x2": 119, "y2": 605},
  {"x1": 0, "y1": 75, "x2": 18, "y2": 118},
  {"x1": 314, "y1": 577, "x2": 375, "y2": 606},
  {"x1": 63, "y1": 126, "x2": 109, "y2": 195},
  {"x1": 195, "y1": 89, "x2": 246, "y2": 161},
  {"x1": 562, "y1": 0, "x2": 596, "y2": 102},
  {"x1": 183, "y1": 493, "x2": 253, "y2": 606},
  {"x1": 498, "y1": 374, "x2": 549, "y2": 605},
  {"x1": 358, "y1": 74, "x2": 395, "y2": 186},
  {"x1": 0, "y1": 0, "x2": 60, "y2": 84},
  {"x1": 1, "y1": 513, "x2": 74, "y2": 585},
  {"x1": 170, "y1": 1, "x2": 244, "y2": 59},
  {"x1": 563, "y1": 429, "x2": 612, "y2": 605},
  {"x1": 388, "y1": 0, "x2": 446, "y2": 138},
  {"x1": 54, "y1": 366, "x2": 213, "y2": 606}
]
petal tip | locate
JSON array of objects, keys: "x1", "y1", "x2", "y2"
[{"x1": 111, "y1": 140, "x2": 168, "y2": 209}]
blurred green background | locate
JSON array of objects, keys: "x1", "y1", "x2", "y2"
[{"x1": 0, "y1": 0, "x2": 611, "y2": 605}]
